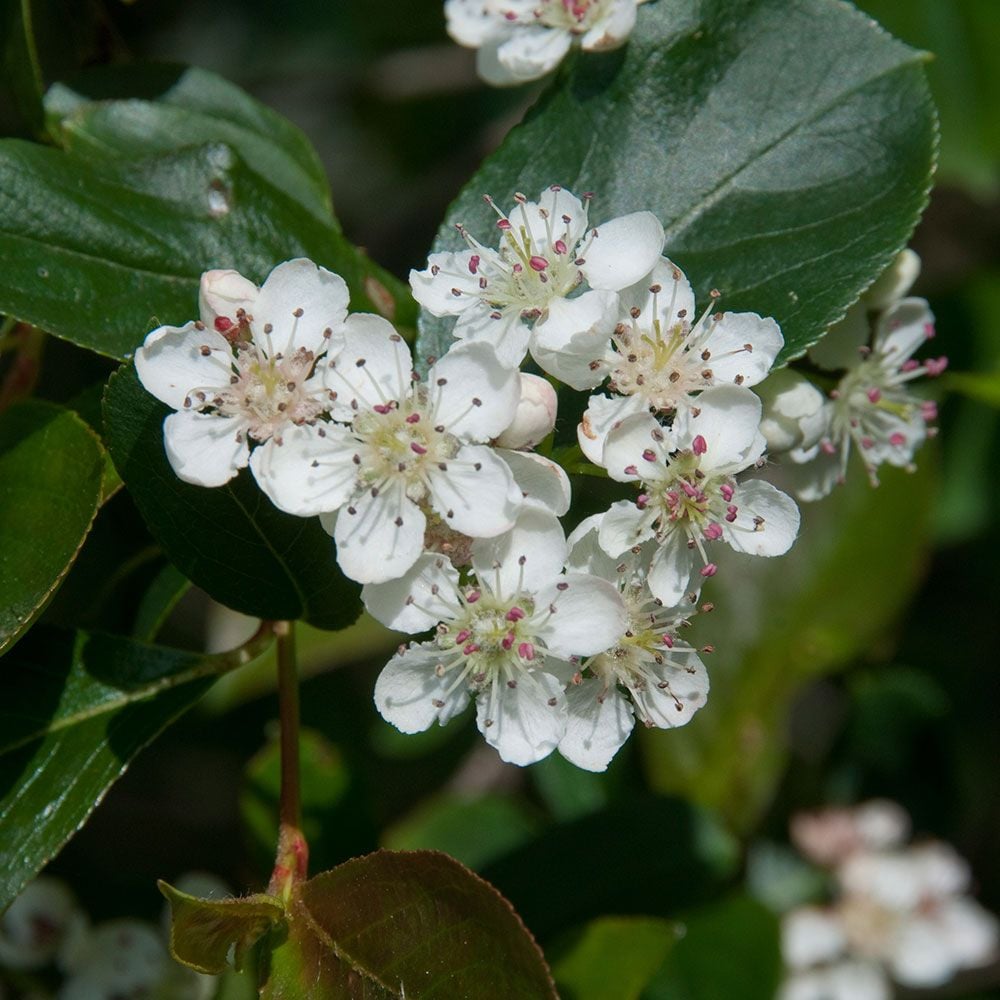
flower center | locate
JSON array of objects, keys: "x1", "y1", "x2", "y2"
[{"x1": 536, "y1": 0, "x2": 611, "y2": 31}]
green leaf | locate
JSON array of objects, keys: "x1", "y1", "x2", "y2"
[
  {"x1": 0, "y1": 626, "x2": 271, "y2": 910},
  {"x1": 133, "y1": 562, "x2": 191, "y2": 642},
  {"x1": 159, "y1": 879, "x2": 284, "y2": 975},
  {"x1": 382, "y1": 793, "x2": 541, "y2": 869},
  {"x1": 418, "y1": 0, "x2": 936, "y2": 365},
  {"x1": 552, "y1": 917, "x2": 675, "y2": 1000},
  {"x1": 641, "y1": 457, "x2": 936, "y2": 832},
  {"x1": 0, "y1": 139, "x2": 414, "y2": 362},
  {"x1": 46, "y1": 64, "x2": 334, "y2": 224},
  {"x1": 0, "y1": 400, "x2": 105, "y2": 655},
  {"x1": 480, "y1": 797, "x2": 739, "y2": 941},
  {"x1": 261, "y1": 851, "x2": 558, "y2": 999},
  {"x1": 645, "y1": 897, "x2": 782, "y2": 1000},
  {"x1": 103, "y1": 363, "x2": 362, "y2": 629}
]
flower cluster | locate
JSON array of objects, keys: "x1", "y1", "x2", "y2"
[
  {"x1": 135, "y1": 189, "x2": 950, "y2": 770},
  {"x1": 0, "y1": 873, "x2": 228, "y2": 999},
  {"x1": 445, "y1": 0, "x2": 651, "y2": 86},
  {"x1": 779, "y1": 801, "x2": 999, "y2": 999}
]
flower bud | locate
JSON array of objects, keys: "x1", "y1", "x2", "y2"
[
  {"x1": 198, "y1": 269, "x2": 258, "y2": 332},
  {"x1": 495, "y1": 374, "x2": 557, "y2": 449},
  {"x1": 758, "y1": 369, "x2": 827, "y2": 453},
  {"x1": 863, "y1": 248, "x2": 920, "y2": 311}
]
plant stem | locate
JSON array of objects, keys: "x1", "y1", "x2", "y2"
[
  {"x1": 274, "y1": 620, "x2": 301, "y2": 830},
  {"x1": 269, "y1": 621, "x2": 308, "y2": 902}
]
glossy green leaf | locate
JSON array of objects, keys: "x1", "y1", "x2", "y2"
[
  {"x1": 159, "y1": 879, "x2": 284, "y2": 975},
  {"x1": 0, "y1": 626, "x2": 271, "y2": 910},
  {"x1": 383, "y1": 793, "x2": 541, "y2": 869},
  {"x1": 552, "y1": 917, "x2": 675, "y2": 1000},
  {"x1": 46, "y1": 64, "x2": 334, "y2": 224},
  {"x1": 103, "y1": 363, "x2": 362, "y2": 629},
  {"x1": 261, "y1": 851, "x2": 557, "y2": 999},
  {"x1": 641, "y1": 457, "x2": 936, "y2": 832},
  {"x1": 0, "y1": 139, "x2": 414, "y2": 362},
  {"x1": 133, "y1": 562, "x2": 191, "y2": 642},
  {"x1": 0, "y1": 400, "x2": 105, "y2": 655},
  {"x1": 418, "y1": 0, "x2": 936, "y2": 365},
  {"x1": 645, "y1": 897, "x2": 781, "y2": 1000},
  {"x1": 480, "y1": 797, "x2": 739, "y2": 941}
]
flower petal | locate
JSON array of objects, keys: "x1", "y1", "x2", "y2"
[
  {"x1": 597, "y1": 499, "x2": 653, "y2": 556},
  {"x1": 362, "y1": 552, "x2": 461, "y2": 633},
  {"x1": 135, "y1": 323, "x2": 234, "y2": 410},
  {"x1": 530, "y1": 289, "x2": 618, "y2": 389},
  {"x1": 374, "y1": 642, "x2": 470, "y2": 734},
  {"x1": 721, "y1": 479, "x2": 800, "y2": 557},
  {"x1": 631, "y1": 646, "x2": 709, "y2": 729},
  {"x1": 580, "y1": 212, "x2": 665, "y2": 291},
  {"x1": 514, "y1": 187, "x2": 589, "y2": 253},
  {"x1": 409, "y1": 250, "x2": 487, "y2": 318},
  {"x1": 471, "y1": 507, "x2": 567, "y2": 596},
  {"x1": 249, "y1": 422, "x2": 359, "y2": 516},
  {"x1": 876, "y1": 298, "x2": 935, "y2": 365},
  {"x1": 646, "y1": 532, "x2": 696, "y2": 606},
  {"x1": 580, "y1": 0, "x2": 637, "y2": 50},
  {"x1": 198, "y1": 269, "x2": 258, "y2": 329},
  {"x1": 453, "y1": 305, "x2": 531, "y2": 369},
  {"x1": 162, "y1": 410, "x2": 249, "y2": 487},
  {"x1": 324, "y1": 312, "x2": 412, "y2": 417},
  {"x1": 559, "y1": 680, "x2": 634, "y2": 772},
  {"x1": 699, "y1": 312, "x2": 783, "y2": 387},
  {"x1": 477, "y1": 669, "x2": 566, "y2": 765},
  {"x1": 672, "y1": 385, "x2": 765, "y2": 472},
  {"x1": 334, "y1": 482, "x2": 425, "y2": 584},
  {"x1": 566, "y1": 513, "x2": 619, "y2": 577},
  {"x1": 426, "y1": 445, "x2": 521, "y2": 538},
  {"x1": 253, "y1": 258, "x2": 350, "y2": 356},
  {"x1": 429, "y1": 342, "x2": 521, "y2": 439},
  {"x1": 499, "y1": 449, "x2": 571, "y2": 516},
  {"x1": 601, "y1": 411, "x2": 668, "y2": 481},
  {"x1": 618, "y1": 256, "x2": 696, "y2": 330},
  {"x1": 578, "y1": 392, "x2": 647, "y2": 466},
  {"x1": 534, "y1": 574, "x2": 627, "y2": 658},
  {"x1": 487, "y1": 26, "x2": 573, "y2": 86}
]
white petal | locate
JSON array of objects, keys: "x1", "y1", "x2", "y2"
[
  {"x1": 499, "y1": 449, "x2": 571, "y2": 516},
  {"x1": 578, "y1": 392, "x2": 647, "y2": 466},
  {"x1": 529, "y1": 290, "x2": 618, "y2": 389},
  {"x1": 374, "y1": 642, "x2": 470, "y2": 733},
  {"x1": 580, "y1": 0, "x2": 637, "y2": 50},
  {"x1": 875, "y1": 298, "x2": 935, "y2": 365},
  {"x1": 429, "y1": 342, "x2": 521, "y2": 439},
  {"x1": 362, "y1": 552, "x2": 462, "y2": 633},
  {"x1": 700, "y1": 312, "x2": 783, "y2": 387},
  {"x1": 453, "y1": 304, "x2": 531, "y2": 369},
  {"x1": 632, "y1": 646, "x2": 709, "y2": 729},
  {"x1": 936, "y1": 898, "x2": 999, "y2": 970},
  {"x1": 865, "y1": 248, "x2": 921, "y2": 310},
  {"x1": 565, "y1": 513, "x2": 619, "y2": 578},
  {"x1": 781, "y1": 908, "x2": 847, "y2": 969},
  {"x1": 646, "y1": 532, "x2": 696, "y2": 606},
  {"x1": 672, "y1": 385, "x2": 764, "y2": 472},
  {"x1": 471, "y1": 507, "x2": 567, "y2": 596},
  {"x1": 559, "y1": 679, "x2": 634, "y2": 772},
  {"x1": 444, "y1": 0, "x2": 506, "y2": 46},
  {"x1": 534, "y1": 575, "x2": 626, "y2": 658},
  {"x1": 162, "y1": 410, "x2": 249, "y2": 487},
  {"x1": 426, "y1": 445, "x2": 520, "y2": 538},
  {"x1": 324, "y1": 312, "x2": 412, "y2": 417},
  {"x1": 489, "y1": 26, "x2": 573, "y2": 86},
  {"x1": 580, "y1": 212, "x2": 665, "y2": 291},
  {"x1": 601, "y1": 411, "x2": 668, "y2": 481},
  {"x1": 618, "y1": 257, "x2": 696, "y2": 330},
  {"x1": 721, "y1": 479, "x2": 800, "y2": 557},
  {"x1": 249, "y1": 422, "x2": 359, "y2": 516},
  {"x1": 253, "y1": 258, "x2": 350, "y2": 356},
  {"x1": 334, "y1": 483, "x2": 425, "y2": 584},
  {"x1": 409, "y1": 250, "x2": 487, "y2": 318},
  {"x1": 477, "y1": 670, "x2": 566, "y2": 765},
  {"x1": 597, "y1": 499, "x2": 653, "y2": 556},
  {"x1": 135, "y1": 323, "x2": 233, "y2": 410},
  {"x1": 495, "y1": 373, "x2": 558, "y2": 449},
  {"x1": 890, "y1": 917, "x2": 955, "y2": 988}
]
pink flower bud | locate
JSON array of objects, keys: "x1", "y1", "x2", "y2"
[{"x1": 495, "y1": 374, "x2": 558, "y2": 449}]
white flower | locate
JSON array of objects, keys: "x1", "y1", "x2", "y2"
[
  {"x1": 250, "y1": 321, "x2": 524, "y2": 584},
  {"x1": 135, "y1": 259, "x2": 349, "y2": 488},
  {"x1": 495, "y1": 373, "x2": 558, "y2": 449},
  {"x1": 779, "y1": 961, "x2": 890, "y2": 1000},
  {"x1": 411, "y1": 186, "x2": 664, "y2": 368},
  {"x1": 556, "y1": 514, "x2": 709, "y2": 771},
  {"x1": 59, "y1": 920, "x2": 169, "y2": 1000},
  {"x1": 0, "y1": 877, "x2": 88, "y2": 972},
  {"x1": 445, "y1": 0, "x2": 649, "y2": 86},
  {"x1": 786, "y1": 251, "x2": 944, "y2": 500},
  {"x1": 529, "y1": 258, "x2": 782, "y2": 463},
  {"x1": 790, "y1": 800, "x2": 910, "y2": 867},
  {"x1": 363, "y1": 508, "x2": 627, "y2": 765},
  {"x1": 781, "y1": 907, "x2": 847, "y2": 971},
  {"x1": 595, "y1": 385, "x2": 800, "y2": 605}
]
